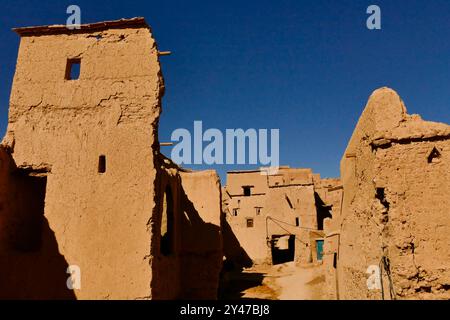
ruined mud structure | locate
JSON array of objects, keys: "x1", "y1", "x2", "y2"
[
  {"x1": 221, "y1": 88, "x2": 449, "y2": 300},
  {"x1": 323, "y1": 88, "x2": 450, "y2": 300},
  {"x1": 222, "y1": 167, "x2": 342, "y2": 267},
  {"x1": 0, "y1": 18, "x2": 222, "y2": 300},
  {"x1": 0, "y1": 17, "x2": 448, "y2": 301}
]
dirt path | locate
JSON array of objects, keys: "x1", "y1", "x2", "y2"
[
  {"x1": 274, "y1": 262, "x2": 325, "y2": 299},
  {"x1": 220, "y1": 262, "x2": 326, "y2": 300}
]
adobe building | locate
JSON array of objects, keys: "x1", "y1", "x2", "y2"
[
  {"x1": 324, "y1": 88, "x2": 450, "y2": 300},
  {"x1": 0, "y1": 18, "x2": 222, "y2": 300},
  {"x1": 222, "y1": 167, "x2": 342, "y2": 267}
]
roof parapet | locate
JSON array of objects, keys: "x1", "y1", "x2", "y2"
[{"x1": 13, "y1": 17, "x2": 149, "y2": 37}]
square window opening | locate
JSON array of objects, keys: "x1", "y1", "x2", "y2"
[
  {"x1": 66, "y1": 58, "x2": 81, "y2": 80},
  {"x1": 246, "y1": 218, "x2": 254, "y2": 228},
  {"x1": 243, "y1": 186, "x2": 252, "y2": 197}
]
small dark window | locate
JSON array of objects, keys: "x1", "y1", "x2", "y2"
[
  {"x1": 98, "y1": 155, "x2": 106, "y2": 173},
  {"x1": 243, "y1": 186, "x2": 252, "y2": 196},
  {"x1": 333, "y1": 252, "x2": 338, "y2": 269},
  {"x1": 295, "y1": 217, "x2": 300, "y2": 227},
  {"x1": 66, "y1": 58, "x2": 81, "y2": 80},
  {"x1": 255, "y1": 207, "x2": 262, "y2": 216},
  {"x1": 232, "y1": 208, "x2": 239, "y2": 217},
  {"x1": 246, "y1": 218, "x2": 254, "y2": 228}
]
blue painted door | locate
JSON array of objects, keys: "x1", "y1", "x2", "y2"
[{"x1": 316, "y1": 240, "x2": 324, "y2": 261}]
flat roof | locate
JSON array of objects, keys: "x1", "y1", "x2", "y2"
[
  {"x1": 13, "y1": 17, "x2": 148, "y2": 37},
  {"x1": 227, "y1": 166, "x2": 292, "y2": 174},
  {"x1": 227, "y1": 170, "x2": 262, "y2": 174}
]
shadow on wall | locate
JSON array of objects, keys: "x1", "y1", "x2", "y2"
[
  {"x1": 0, "y1": 147, "x2": 76, "y2": 300},
  {"x1": 221, "y1": 213, "x2": 253, "y2": 270},
  {"x1": 150, "y1": 169, "x2": 182, "y2": 300},
  {"x1": 178, "y1": 184, "x2": 223, "y2": 300},
  {"x1": 0, "y1": 218, "x2": 77, "y2": 300},
  {"x1": 314, "y1": 193, "x2": 332, "y2": 231}
]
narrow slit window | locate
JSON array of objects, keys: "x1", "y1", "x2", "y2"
[
  {"x1": 295, "y1": 217, "x2": 300, "y2": 227},
  {"x1": 161, "y1": 186, "x2": 174, "y2": 256},
  {"x1": 232, "y1": 208, "x2": 239, "y2": 217},
  {"x1": 66, "y1": 58, "x2": 81, "y2": 80},
  {"x1": 98, "y1": 155, "x2": 106, "y2": 174}
]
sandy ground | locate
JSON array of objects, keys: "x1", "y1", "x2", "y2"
[{"x1": 220, "y1": 262, "x2": 326, "y2": 300}]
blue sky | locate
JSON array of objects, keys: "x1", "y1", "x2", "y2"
[{"x1": 1, "y1": 0, "x2": 449, "y2": 183}]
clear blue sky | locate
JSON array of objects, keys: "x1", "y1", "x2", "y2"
[{"x1": 1, "y1": 0, "x2": 450, "y2": 183}]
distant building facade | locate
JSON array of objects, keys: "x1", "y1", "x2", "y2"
[{"x1": 222, "y1": 167, "x2": 342, "y2": 267}]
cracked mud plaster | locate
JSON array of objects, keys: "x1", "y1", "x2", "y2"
[
  {"x1": 326, "y1": 87, "x2": 450, "y2": 300},
  {"x1": 0, "y1": 17, "x2": 225, "y2": 301},
  {"x1": 0, "y1": 19, "x2": 165, "y2": 299}
]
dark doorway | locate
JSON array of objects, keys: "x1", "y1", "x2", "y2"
[
  {"x1": 160, "y1": 185, "x2": 174, "y2": 256},
  {"x1": 271, "y1": 235, "x2": 295, "y2": 265},
  {"x1": 10, "y1": 171, "x2": 47, "y2": 252}
]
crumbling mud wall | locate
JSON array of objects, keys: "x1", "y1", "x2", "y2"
[
  {"x1": 0, "y1": 18, "x2": 223, "y2": 299},
  {"x1": 0, "y1": 18, "x2": 164, "y2": 300},
  {"x1": 0, "y1": 18, "x2": 224, "y2": 300},
  {"x1": 0, "y1": 145, "x2": 76, "y2": 299},
  {"x1": 149, "y1": 157, "x2": 183, "y2": 300},
  {"x1": 179, "y1": 170, "x2": 223, "y2": 299},
  {"x1": 135, "y1": 155, "x2": 223, "y2": 300},
  {"x1": 330, "y1": 87, "x2": 450, "y2": 300}
]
